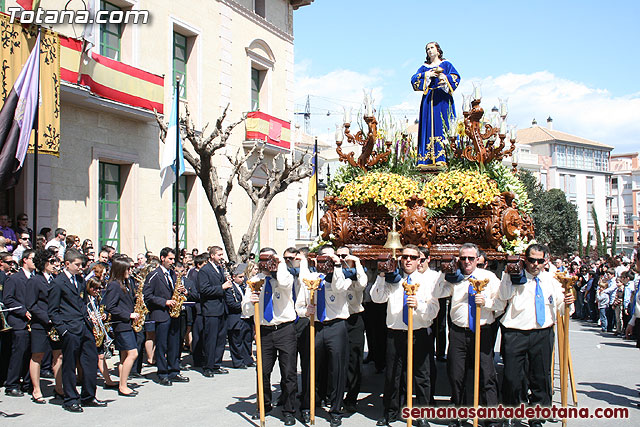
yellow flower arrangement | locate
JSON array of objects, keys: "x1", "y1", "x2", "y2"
[
  {"x1": 338, "y1": 172, "x2": 420, "y2": 212},
  {"x1": 420, "y1": 169, "x2": 499, "y2": 211}
]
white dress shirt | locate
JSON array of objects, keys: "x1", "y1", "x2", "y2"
[
  {"x1": 241, "y1": 260, "x2": 296, "y2": 326},
  {"x1": 296, "y1": 261, "x2": 352, "y2": 322},
  {"x1": 346, "y1": 262, "x2": 368, "y2": 315},
  {"x1": 498, "y1": 270, "x2": 573, "y2": 330},
  {"x1": 433, "y1": 268, "x2": 504, "y2": 328},
  {"x1": 370, "y1": 270, "x2": 440, "y2": 331}
]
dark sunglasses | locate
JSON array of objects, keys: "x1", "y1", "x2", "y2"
[
  {"x1": 459, "y1": 256, "x2": 477, "y2": 262},
  {"x1": 283, "y1": 256, "x2": 295, "y2": 261},
  {"x1": 526, "y1": 257, "x2": 545, "y2": 265},
  {"x1": 401, "y1": 255, "x2": 420, "y2": 261},
  {"x1": 337, "y1": 254, "x2": 349, "y2": 259}
]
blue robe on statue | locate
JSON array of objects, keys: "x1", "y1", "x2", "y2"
[{"x1": 411, "y1": 61, "x2": 460, "y2": 168}]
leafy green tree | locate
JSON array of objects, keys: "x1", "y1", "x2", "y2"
[
  {"x1": 531, "y1": 188, "x2": 578, "y2": 255},
  {"x1": 517, "y1": 170, "x2": 578, "y2": 255}
]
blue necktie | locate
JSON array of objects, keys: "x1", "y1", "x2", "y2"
[
  {"x1": 292, "y1": 283, "x2": 299, "y2": 322},
  {"x1": 402, "y1": 275, "x2": 412, "y2": 326},
  {"x1": 263, "y1": 276, "x2": 274, "y2": 322},
  {"x1": 468, "y1": 280, "x2": 477, "y2": 332},
  {"x1": 535, "y1": 277, "x2": 545, "y2": 327},
  {"x1": 316, "y1": 274, "x2": 326, "y2": 322}
]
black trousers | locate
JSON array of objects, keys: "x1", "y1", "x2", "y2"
[
  {"x1": 0, "y1": 331, "x2": 11, "y2": 386},
  {"x1": 502, "y1": 327, "x2": 554, "y2": 408},
  {"x1": 260, "y1": 321, "x2": 297, "y2": 415},
  {"x1": 5, "y1": 329, "x2": 30, "y2": 390},
  {"x1": 315, "y1": 319, "x2": 349, "y2": 416},
  {"x1": 344, "y1": 312, "x2": 365, "y2": 406},
  {"x1": 382, "y1": 328, "x2": 431, "y2": 419},
  {"x1": 434, "y1": 298, "x2": 449, "y2": 358},
  {"x1": 606, "y1": 307, "x2": 615, "y2": 332},
  {"x1": 362, "y1": 301, "x2": 387, "y2": 371},
  {"x1": 155, "y1": 317, "x2": 181, "y2": 379},
  {"x1": 447, "y1": 323, "x2": 499, "y2": 407},
  {"x1": 61, "y1": 325, "x2": 98, "y2": 406},
  {"x1": 203, "y1": 315, "x2": 226, "y2": 370},
  {"x1": 191, "y1": 313, "x2": 205, "y2": 367},
  {"x1": 295, "y1": 317, "x2": 310, "y2": 406},
  {"x1": 132, "y1": 330, "x2": 145, "y2": 375},
  {"x1": 228, "y1": 319, "x2": 253, "y2": 367}
]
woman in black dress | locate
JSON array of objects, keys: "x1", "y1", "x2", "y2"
[
  {"x1": 104, "y1": 257, "x2": 140, "y2": 396},
  {"x1": 25, "y1": 248, "x2": 63, "y2": 402}
]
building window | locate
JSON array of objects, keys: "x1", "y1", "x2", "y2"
[
  {"x1": 556, "y1": 145, "x2": 566, "y2": 167},
  {"x1": 172, "y1": 176, "x2": 187, "y2": 250},
  {"x1": 251, "y1": 67, "x2": 265, "y2": 111},
  {"x1": 625, "y1": 213, "x2": 633, "y2": 225},
  {"x1": 254, "y1": 0, "x2": 266, "y2": 17},
  {"x1": 100, "y1": 1, "x2": 122, "y2": 60},
  {"x1": 612, "y1": 177, "x2": 618, "y2": 189},
  {"x1": 587, "y1": 201, "x2": 594, "y2": 225},
  {"x1": 624, "y1": 182, "x2": 632, "y2": 190},
  {"x1": 540, "y1": 172, "x2": 547, "y2": 190},
  {"x1": 625, "y1": 234, "x2": 634, "y2": 243},
  {"x1": 566, "y1": 146, "x2": 576, "y2": 168},
  {"x1": 586, "y1": 176, "x2": 594, "y2": 197},
  {"x1": 99, "y1": 162, "x2": 121, "y2": 251},
  {"x1": 612, "y1": 214, "x2": 619, "y2": 223},
  {"x1": 173, "y1": 32, "x2": 188, "y2": 99}
]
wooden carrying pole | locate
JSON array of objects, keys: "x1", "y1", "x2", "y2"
[
  {"x1": 470, "y1": 278, "x2": 489, "y2": 427},
  {"x1": 248, "y1": 279, "x2": 266, "y2": 427},
  {"x1": 303, "y1": 278, "x2": 322, "y2": 426},
  {"x1": 555, "y1": 273, "x2": 577, "y2": 427},
  {"x1": 402, "y1": 279, "x2": 420, "y2": 427}
]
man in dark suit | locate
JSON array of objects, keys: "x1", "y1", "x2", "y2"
[
  {"x1": 4, "y1": 249, "x2": 35, "y2": 396},
  {"x1": 143, "y1": 247, "x2": 189, "y2": 386},
  {"x1": 197, "y1": 245, "x2": 231, "y2": 377},
  {"x1": 188, "y1": 253, "x2": 207, "y2": 367},
  {"x1": 48, "y1": 249, "x2": 106, "y2": 412},
  {"x1": 225, "y1": 263, "x2": 253, "y2": 369}
]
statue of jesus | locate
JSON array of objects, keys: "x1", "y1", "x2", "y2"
[{"x1": 411, "y1": 42, "x2": 460, "y2": 170}]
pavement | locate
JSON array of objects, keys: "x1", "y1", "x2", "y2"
[{"x1": 1, "y1": 318, "x2": 638, "y2": 426}]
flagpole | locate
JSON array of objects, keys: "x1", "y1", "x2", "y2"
[
  {"x1": 32, "y1": 28, "x2": 41, "y2": 241},
  {"x1": 174, "y1": 77, "x2": 180, "y2": 259},
  {"x1": 314, "y1": 137, "x2": 319, "y2": 236}
]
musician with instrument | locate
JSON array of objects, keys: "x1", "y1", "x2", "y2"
[
  {"x1": 242, "y1": 247, "x2": 297, "y2": 426},
  {"x1": 48, "y1": 248, "x2": 107, "y2": 412},
  {"x1": 4, "y1": 249, "x2": 36, "y2": 397},
  {"x1": 197, "y1": 245, "x2": 232, "y2": 378},
  {"x1": 143, "y1": 247, "x2": 189, "y2": 386},
  {"x1": 225, "y1": 263, "x2": 254, "y2": 369},
  {"x1": 188, "y1": 253, "x2": 208, "y2": 368},
  {"x1": 25, "y1": 248, "x2": 63, "y2": 403},
  {"x1": 433, "y1": 243, "x2": 504, "y2": 427},
  {"x1": 370, "y1": 244, "x2": 440, "y2": 427},
  {"x1": 104, "y1": 256, "x2": 140, "y2": 396}
]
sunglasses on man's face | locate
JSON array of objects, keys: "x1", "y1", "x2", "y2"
[
  {"x1": 337, "y1": 254, "x2": 349, "y2": 259},
  {"x1": 526, "y1": 257, "x2": 546, "y2": 265},
  {"x1": 401, "y1": 254, "x2": 420, "y2": 261},
  {"x1": 459, "y1": 256, "x2": 476, "y2": 262}
]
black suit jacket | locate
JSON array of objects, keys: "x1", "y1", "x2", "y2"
[
  {"x1": 25, "y1": 273, "x2": 52, "y2": 330},
  {"x1": 225, "y1": 281, "x2": 246, "y2": 330},
  {"x1": 186, "y1": 268, "x2": 201, "y2": 315},
  {"x1": 143, "y1": 267, "x2": 175, "y2": 323},
  {"x1": 197, "y1": 262, "x2": 226, "y2": 317},
  {"x1": 104, "y1": 280, "x2": 134, "y2": 333},
  {"x1": 48, "y1": 271, "x2": 92, "y2": 336},
  {"x1": 0, "y1": 270, "x2": 6, "y2": 301},
  {"x1": 4, "y1": 269, "x2": 31, "y2": 330}
]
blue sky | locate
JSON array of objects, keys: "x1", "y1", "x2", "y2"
[{"x1": 292, "y1": 0, "x2": 640, "y2": 153}]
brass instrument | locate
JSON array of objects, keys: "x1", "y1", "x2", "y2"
[
  {"x1": 169, "y1": 272, "x2": 187, "y2": 319},
  {"x1": 0, "y1": 303, "x2": 12, "y2": 332},
  {"x1": 88, "y1": 298, "x2": 112, "y2": 349},
  {"x1": 48, "y1": 325, "x2": 60, "y2": 342},
  {"x1": 131, "y1": 268, "x2": 151, "y2": 333}
]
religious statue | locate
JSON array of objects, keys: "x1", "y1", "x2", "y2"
[{"x1": 411, "y1": 42, "x2": 460, "y2": 170}]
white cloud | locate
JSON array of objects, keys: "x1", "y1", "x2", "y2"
[{"x1": 455, "y1": 72, "x2": 640, "y2": 153}]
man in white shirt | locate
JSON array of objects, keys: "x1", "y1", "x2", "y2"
[
  {"x1": 370, "y1": 244, "x2": 440, "y2": 427},
  {"x1": 12, "y1": 232, "x2": 31, "y2": 263},
  {"x1": 242, "y1": 247, "x2": 297, "y2": 426},
  {"x1": 433, "y1": 243, "x2": 504, "y2": 427},
  {"x1": 498, "y1": 244, "x2": 574, "y2": 427},
  {"x1": 296, "y1": 245, "x2": 352, "y2": 427},
  {"x1": 337, "y1": 246, "x2": 368, "y2": 414},
  {"x1": 45, "y1": 228, "x2": 67, "y2": 260}
]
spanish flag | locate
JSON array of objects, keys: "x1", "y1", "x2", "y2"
[{"x1": 306, "y1": 139, "x2": 317, "y2": 228}]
